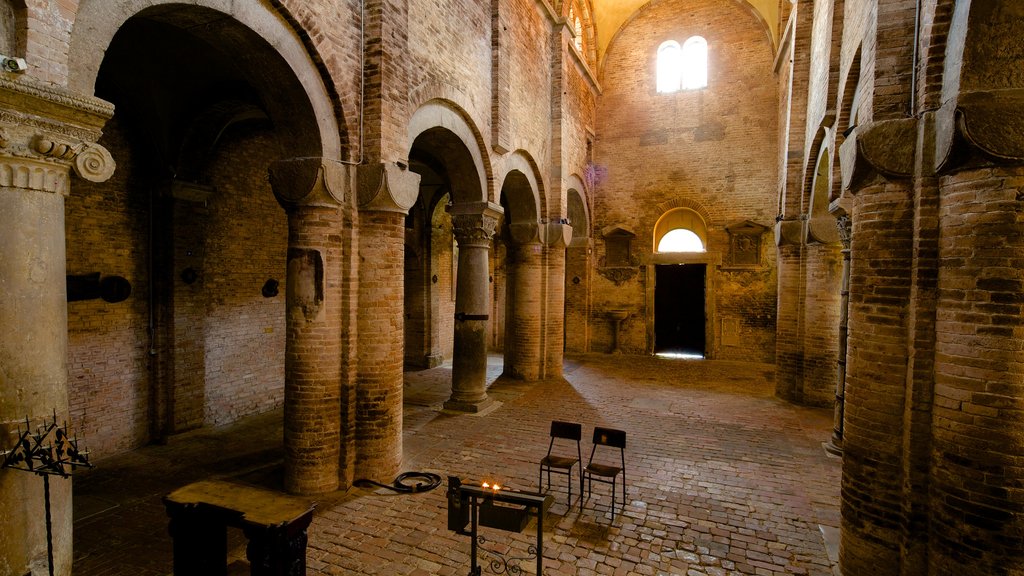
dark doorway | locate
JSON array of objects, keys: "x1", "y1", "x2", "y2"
[{"x1": 654, "y1": 264, "x2": 706, "y2": 356}]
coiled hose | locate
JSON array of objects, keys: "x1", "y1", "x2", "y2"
[{"x1": 354, "y1": 471, "x2": 443, "y2": 493}]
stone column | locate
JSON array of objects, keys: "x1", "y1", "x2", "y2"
[
  {"x1": 542, "y1": 222, "x2": 571, "y2": 378},
  {"x1": 445, "y1": 201, "x2": 503, "y2": 412},
  {"x1": 0, "y1": 77, "x2": 115, "y2": 576},
  {"x1": 355, "y1": 163, "x2": 418, "y2": 482},
  {"x1": 269, "y1": 158, "x2": 353, "y2": 495},
  {"x1": 503, "y1": 223, "x2": 542, "y2": 380}
]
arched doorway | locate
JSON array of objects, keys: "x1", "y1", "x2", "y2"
[{"x1": 652, "y1": 208, "x2": 708, "y2": 357}]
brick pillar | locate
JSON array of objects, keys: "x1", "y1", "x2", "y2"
[
  {"x1": 445, "y1": 202, "x2": 503, "y2": 412},
  {"x1": 355, "y1": 163, "x2": 418, "y2": 482},
  {"x1": 564, "y1": 240, "x2": 592, "y2": 354},
  {"x1": 503, "y1": 223, "x2": 542, "y2": 380},
  {"x1": 270, "y1": 158, "x2": 353, "y2": 495},
  {"x1": 0, "y1": 78, "x2": 115, "y2": 576},
  {"x1": 543, "y1": 222, "x2": 571, "y2": 378},
  {"x1": 840, "y1": 179, "x2": 914, "y2": 575},
  {"x1": 931, "y1": 165, "x2": 1024, "y2": 574},
  {"x1": 774, "y1": 226, "x2": 805, "y2": 402}
]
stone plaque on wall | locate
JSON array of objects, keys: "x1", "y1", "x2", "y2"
[{"x1": 725, "y1": 220, "x2": 769, "y2": 268}]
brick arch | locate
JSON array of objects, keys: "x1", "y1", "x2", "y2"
[
  {"x1": 654, "y1": 197, "x2": 713, "y2": 228},
  {"x1": 919, "y1": 0, "x2": 955, "y2": 112},
  {"x1": 566, "y1": 173, "x2": 591, "y2": 246},
  {"x1": 498, "y1": 150, "x2": 543, "y2": 225},
  {"x1": 832, "y1": 44, "x2": 862, "y2": 202},
  {"x1": 407, "y1": 99, "x2": 492, "y2": 204},
  {"x1": 67, "y1": 0, "x2": 344, "y2": 161},
  {"x1": 602, "y1": 0, "x2": 774, "y2": 77},
  {"x1": 652, "y1": 203, "x2": 711, "y2": 252}
]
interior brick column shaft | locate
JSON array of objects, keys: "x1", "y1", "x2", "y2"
[
  {"x1": 356, "y1": 211, "x2": 405, "y2": 482},
  {"x1": 282, "y1": 203, "x2": 344, "y2": 494},
  {"x1": 446, "y1": 203, "x2": 502, "y2": 411},
  {"x1": 543, "y1": 230, "x2": 568, "y2": 378},
  {"x1": 505, "y1": 239, "x2": 542, "y2": 380},
  {"x1": 840, "y1": 179, "x2": 914, "y2": 574},
  {"x1": 931, "y1": 166, "x2": 1024, "y2": 575}
]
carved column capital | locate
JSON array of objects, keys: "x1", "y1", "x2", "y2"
[
  {"x1": 774, "y1": 218, "x2": 805, "y2": 247},
  {"x1": 0, "y1": 76, "x2": 116, "y2": 194},
  {"x1": 448, "y1": 201, "x2": 503, "y2": 247},
  {"x1": 935, "y1": 89, "x2": 1024, "y2": 173},
  {"x1": 357, "y1": 161, "x2": 420, "y2": 214},
  {"x1": 838, "y1": 118, "x2": 917, "y2": 194},
  {"x1": 269, "y1": 157, "x2": 353, "y2": 210}
]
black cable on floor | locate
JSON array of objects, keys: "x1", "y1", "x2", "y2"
[{"x1": 354, "y1": 471, "x2": 443, "y2": 493}]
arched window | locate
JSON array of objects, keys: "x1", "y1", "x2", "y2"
[
  {"x1": 657, "y1": 229, "x2": 705, "y2": 253},
  {"x1": 568, "y1": 1, "x2": 585, "y2": 54},
  {"x1": 681, "y1": 36, "x2": 708, "y2": 89},
  {"x1": 656, "y1": 41, "x2": 683, "y2": 93},
  {"x1": 653, "y1": 208, "x2": 708, "y2": 252},
  {"x1": 657, "y1": 36, "x2": 708, "y2": 93}
]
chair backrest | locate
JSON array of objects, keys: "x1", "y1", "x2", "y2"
[
  {"x1": 551, "y1": 421, "x2": 582, "y2": 441},
  {"x1": 592, "y1": 427, "x2": 626, "y2": 449}
]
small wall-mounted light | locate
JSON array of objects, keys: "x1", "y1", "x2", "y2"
[
  {"x1": 1, "y1": 55, "x2": 27, "y2": 73},
  {"x1": 431, "y1": 274, "x2": 439, "y2": 284}
]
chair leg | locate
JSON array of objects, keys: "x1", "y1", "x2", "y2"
[
  {"x1": 567, "y1": 468, "x2": 573, "y2": 505},
  {"x1": 606, "y1": 475, "x2": 614, "y2": 516}
]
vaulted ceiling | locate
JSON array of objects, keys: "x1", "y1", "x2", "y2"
[{"x1": 590, "y1": 0, "x2": 780, "y2": 62}]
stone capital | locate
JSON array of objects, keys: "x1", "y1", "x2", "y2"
[
  {"x1": 448, "y1": 201, "x2": 503, "y2": 246},
  {"x1": 774, "y1": 218, "x2": 804, "y2": 247},
  {"x1": 839, "y1": 118, "x2": 917, "y2": 194},
  {"x1": 0, "y1": 77, "x2": 116, "y2": 194},
  {"x1": 269, "y1": 157, "x2": 353, "y2": 210},
  {"x1": 935, "y1": 89, "x2": 1024, "y2": 173},
  {"x1": 542, "y1": 222, "x2": 573, "y2": 248},
  {"x1": 357, "y1": 161, "x2": 420, "y2": 214}
]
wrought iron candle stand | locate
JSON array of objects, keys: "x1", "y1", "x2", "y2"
[
  {"x1": 1, "y1": 410, "x2": 92, "y2": 576},
  {"x1": 447, "y1": 476, "x2": 554, "y2": 575}
]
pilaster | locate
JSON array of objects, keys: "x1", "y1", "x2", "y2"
[{"x1": 503, "y1": 223, "x2": 542, "y2": 380}]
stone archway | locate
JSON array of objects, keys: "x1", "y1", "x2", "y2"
[{"x1": 407, "y1": 100, "x2": 501, "y2": 412}]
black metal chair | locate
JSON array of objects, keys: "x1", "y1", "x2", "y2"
[
  {"x1": 538, "y1": 421, "x2": 583, "y2": 505},
  {"x1": 583, "y1": 427, "x2": 626, "y2": 518}
]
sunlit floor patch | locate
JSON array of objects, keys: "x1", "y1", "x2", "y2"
[{"x1": 655, "y1": 350, "x2": 704, "y2": 359}]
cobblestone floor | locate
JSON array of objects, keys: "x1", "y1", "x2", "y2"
[{"x1": 73, "y1": 354, "x2": 841, "y2": 575}]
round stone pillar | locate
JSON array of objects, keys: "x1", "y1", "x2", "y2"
[
  {"x1": 0, "y1": 77, "x2": 115, "y2": 576},
  {"x1": 445, "y1": 202, "x2": 503, "y2": 412},
  {"x1": 355, "y1": 163, "x2": 418, "y2": 482},
  {"x1": 270, "y1": 158, "x2": 352, "y2": 495},
  {"x1": 504, "y1": 223, "x2": 542, "y2": 380}
]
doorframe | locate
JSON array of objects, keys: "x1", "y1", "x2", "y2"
[{"x1": 645, "y1": 251, "x2": 721, "y2": 358}]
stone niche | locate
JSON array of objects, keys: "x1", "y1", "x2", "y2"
[
  {"x1": 598, "y1": 224, "x2": 638, "y2": 285},
  {"x1": 724, "y1": 220, "x2": 769, "y2": 268}
]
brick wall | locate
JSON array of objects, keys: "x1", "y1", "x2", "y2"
[
  {"x1": 593, "y1": 0, "x2": 778, "y2": 360},
  {"x1": 66, "y1": 117, "x2": 152, "y2": 456}
]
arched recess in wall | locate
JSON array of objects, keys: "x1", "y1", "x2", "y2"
[
  {"x1": 653, "y1": 208, "x2": 708, "y2": 253},
  {"x1": 832, "y1": 45, "x2": 862, "y2": 202},
  {"x1": 68, "y1": 0, "x2": 344, "y2": 161},
  {"x1": 806, "y1": 143, "x2": 840, "y2": 244},
  {"x1": 566, "y1": 174, "x2": 591, "y2": 247},
  {"x1": 407, "y1": 99, "x2": 491, "y2": 204},
  {"x1": 500, "y1": 151, "x2": 544, "y2": 225},
  {"x1": 0, "y1": 0, "x2": 25, "y2": 57}
]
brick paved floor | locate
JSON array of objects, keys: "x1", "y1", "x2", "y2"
[{"x1": 72, "y1": 354, "x2": 841, "y2": 575}]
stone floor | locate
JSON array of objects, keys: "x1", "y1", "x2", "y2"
[{"x1": 72, "y1": 354, "x2": 841, "y2": 575}]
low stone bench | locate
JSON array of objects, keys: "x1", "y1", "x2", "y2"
[{"x1": 163, "y1": 479, "x2": 315, "y2": 576}]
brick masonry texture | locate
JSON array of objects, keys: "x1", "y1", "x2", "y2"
[
  {"x1": 593, "y1": 0, "x2": 778, "y2": 361},
  {"x1": 4, "y1": 0, "x2": 1024, "y2": 575}
]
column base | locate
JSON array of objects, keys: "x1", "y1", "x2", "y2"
[{"x1": 443, "y1": 396, "x2": 499, "y2": 414}]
